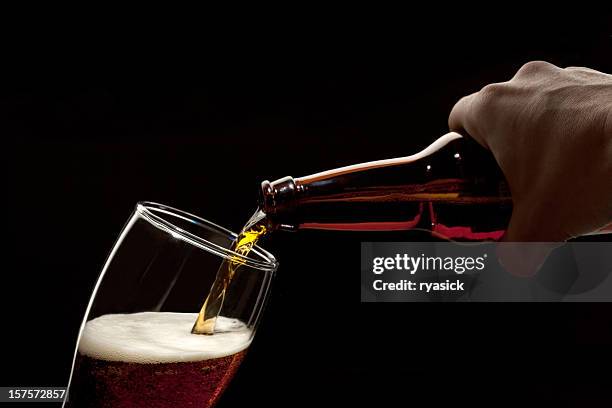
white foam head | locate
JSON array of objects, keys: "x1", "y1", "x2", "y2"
[{"x1": 78, "y1": 312, "x2": 252, "y2": 363}]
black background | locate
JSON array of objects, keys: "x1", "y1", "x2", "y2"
[{"x1": 3, "y1": 12, "x2": 612, "y2": 406}]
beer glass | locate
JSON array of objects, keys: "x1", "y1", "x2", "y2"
[{"x1": 64, "y1": 202, "x2": 278, "y2": 408}]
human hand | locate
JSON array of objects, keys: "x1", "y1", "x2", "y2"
[{"x1": 449, "y1": 61, "x2": 612, "y2": 241}]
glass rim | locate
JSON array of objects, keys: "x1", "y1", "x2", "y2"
[{"x1": 136, "y1": 201, "x2": 278, "y2": 272}]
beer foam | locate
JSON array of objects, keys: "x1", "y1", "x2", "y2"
[{"x1": 78, "y1": 312, "x2": 252, "y2": 363}]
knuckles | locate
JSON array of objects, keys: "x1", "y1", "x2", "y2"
[
  {"x1": 514, "y1": 60, "x2": 557, "y2": 78},
  {"x1": 474, "y1": 83, "x2": 508, "y2": 111},
  {"x1": 479, "y1": 83, "x2": 507, "y2": 97}
]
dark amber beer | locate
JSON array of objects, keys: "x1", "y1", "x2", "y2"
[{"x1": 64, "y1": 313, "x2": 251, "y2": 408}]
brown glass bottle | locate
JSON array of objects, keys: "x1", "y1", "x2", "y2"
[{"x1": 259, "y1": 132, "x2": 513, "y2": 241}]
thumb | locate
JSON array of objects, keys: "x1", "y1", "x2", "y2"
[
  {"x1": 495, "y1": 242, "x2": 559, "y2": 278},
  {"x1": 504, "y1": 202, "x2": 569, "y2": 242},
  {"x1": 499, "y1": 206, "x2": 563, "y2": 276}
]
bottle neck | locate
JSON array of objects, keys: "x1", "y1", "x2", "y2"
[
  {"x1": 259, "y1": 176, "x2": 301, "y2": 231},
  {"x1": 296, "y1": 131, "x2": 464, "y2": 184}
]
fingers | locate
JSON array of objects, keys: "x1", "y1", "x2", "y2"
[
  {"x1": 448, "y1": 82, "x2": 511, "y2": 150},
  {"x1": 448, "y1": 91, "x2": 489, "y2": 149},
  {"x1": 503, "y1": 203, "x2": 569, "y2": 242},
  {"x1": 495, "y1": 242, "x2": 559, "y2": 277},
  {"x1": 503, "y1": 208, "x2": 533, "y2": 242},
  {"x1": 499, "y1": 206, "x2": 563, "y2": 276}
]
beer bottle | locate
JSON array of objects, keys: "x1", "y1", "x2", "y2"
[{"x1": 259, "y1": 132, "x2": 512, "y2": 241}]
